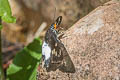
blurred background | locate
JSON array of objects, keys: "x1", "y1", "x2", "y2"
[{"x1": 2, "y1": 0, "x2": 111, "y2": 69}]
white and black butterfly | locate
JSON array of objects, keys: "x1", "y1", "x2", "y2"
[
  {"x1": 42, "y1": 16, "x2": 75, "y2": 72},
  {"x1": 42, "y1": 16, "x2": 62, "y2": 69},
  {"x1": 36, "y1": 16, "x2": 75, "y2": 80}
]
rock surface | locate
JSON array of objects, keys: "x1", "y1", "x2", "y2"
[{"x1": 39, "y1": 1, "x2": 120, "y2": 80}]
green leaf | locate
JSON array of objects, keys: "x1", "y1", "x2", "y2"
[
  {"x1": 0, "y1": 24, "x2": 2, "y2": 30},
  {"x1": 0, "y1": 0, "x2": 16, "y2": 23},
  {"x1": 7, "y1": 38, "x2": 42, "y2": 80}
]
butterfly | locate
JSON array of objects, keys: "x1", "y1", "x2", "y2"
[
  {"x1": 42, "y1": 16, "x2": 62, "y2": 69},
  {"x1": 36, "y1": 15, "x2": 75, "y2": 80}
]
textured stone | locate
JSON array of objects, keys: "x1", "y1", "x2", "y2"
[
  {"x1": 61, "y1": 1, "x2": 120, "y2": 80},
  {"x1": 39, "y1": 1, "x2": 120, "y2": 80}
]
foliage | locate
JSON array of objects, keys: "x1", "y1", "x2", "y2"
[
  {"x1": 0, "y1": 0, "x2": 42, "y2": 80},
  {"x1": 0, "y1": 0, "x2": 16, "y2": 24},
  {"x1": 7, "y1": 38, "x2": 42, "y2": 80},
  {"x1": 0, "y1": 0, "x2": 16, "y2": 80}
]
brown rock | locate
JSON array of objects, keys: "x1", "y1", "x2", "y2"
[{"x1": 39, "y1": 1, "x2": 120, "y2": 80}]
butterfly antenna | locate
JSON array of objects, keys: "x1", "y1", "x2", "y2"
[{"x1": 53, "y1": 7, "x2": 56, "y2": 22}]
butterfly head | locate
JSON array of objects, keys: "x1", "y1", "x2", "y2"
[{"x1": 51, "y1": 16, "x2": 62, "y2": 30}]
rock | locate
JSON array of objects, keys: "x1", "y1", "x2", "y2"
[
  {"x1": 39, "y1": 1, "x2": 120, "y2": 80},
  {"x1": 61, "y1": 0, "x2": 120, "y2": 80}
]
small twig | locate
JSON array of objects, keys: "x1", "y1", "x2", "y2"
[
  {"x1": 26, "y1": 22, "x2": 47, "y2": 44},
  {"x1": 34, "y1": 22, "x2": 47, "y2": 38}
]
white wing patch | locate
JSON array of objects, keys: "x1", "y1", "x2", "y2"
[{"x1": 42, "y1": 41, "x2": 51, "y2": 60}]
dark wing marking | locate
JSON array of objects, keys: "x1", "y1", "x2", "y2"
[{"x1": 55, "y1": 16, "x2": 62, "y2": 26}]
